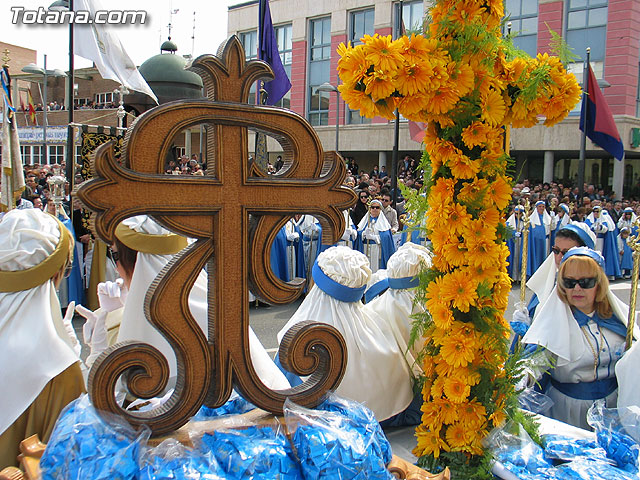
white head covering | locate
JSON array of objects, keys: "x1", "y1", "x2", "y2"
[
  {"x1": 586, "y1": 209, "x2": 616, "y2": 231},
  {"x1": 277, "y1": 246, "x2": 413, "y2": 420},
  {"x1": 364, "y1": 242, "x2": 431, "y2": 376},
  {"x1": 0, "y1": 209, "x2": 79, "y2": 435},
  {"x1": 526, "y1": 222, "x2": 598, "y2": 315},
  {"x1": 616, "y1": 338, "x2": 640, "y2": 409},
  {"x1": 357, "y1": 205, "x2": 393, "y2": 233},
  {"x1": 530, "y1": 204, "x2": 552, "y2": 229},
  {"x1": 116, "y1": 216, "x2": 289, "y2": 391},
  {"x1": 523, "y1": 256, "x2": 638, "y2": 367}
]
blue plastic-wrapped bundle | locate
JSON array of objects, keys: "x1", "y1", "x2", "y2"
[
  {"x1": 555, "y1": 458, "x2": 640, "y2": 480},
  {"x1": 542, "y1": 434, "x2": 611, "y2": 464},
  {"x1": 40, "y1": 394, "x2": 149, "y2": 480},
  {"x1": 139, "y1": 439, "x2": 225, "y2": 480},
  {"x1": 317, "y1": 394, "x2": 393, "y2": 465},
  {"x1": 587, "y1": 400, "x2": 640, "y2": 473},
  {"x1": 191, "y1": 394, "x2": 255, "y2": 421},
  {"x1": 199, "y1": 425, "x2": 302, "y2": 480},
  {"x1": 285, "y1": 397, "x2": 394, "y2": 480}
]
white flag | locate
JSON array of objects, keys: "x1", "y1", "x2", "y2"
[
  {"x1": 73, "y1": 0, "x2": 158, "y2": 103},
  {"x1": 1, "y1": 68, "x2": 26, "y2": 212}
]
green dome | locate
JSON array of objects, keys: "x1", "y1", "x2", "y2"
[
  {"x1": 160, "y1": 39, "x2": 178, "y2": 52},
  {"x1": 139, "y1": 53, "x2": 203, "y2": 88}
]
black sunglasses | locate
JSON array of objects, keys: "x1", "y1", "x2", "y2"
[
  {"x1": 370, "y1": 206, "x2": 381, "y2": 210},
  {"x1": 562, "y1": 277, "x2": 597, "y2": 289},
  {"x1": 108, "y1": 248, "x2": 120, "y2": 264},
  {"x1": 551, "y1": 246, "x2": 571, "y2": 256}
]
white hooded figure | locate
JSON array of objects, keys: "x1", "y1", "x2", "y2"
[
  {"x1": 586, "y1": 206, "x2": 616, "y2": 253},
  {"x1": 0, "y1": 209, "x2": 85, "y2": 468},
  {"x1": 295, "y1": 214, "x2": 321, "y2": 281},
  {"x1": 522, "y1": 247, "x2": 639, "y2": 429},
  {"x1": 364, "y1": 242, "x2": 432, "y2": 377},
  {"x1": 115, "y1": 216, "x2": 290, "y2": 392},
  {"x1": 276, "y1": 246, "x2": 413, "y2": 421},
  {"x1": 338, "y1": 209, "x2": 358, "y2": 248},
  {"x1": 356, "y1": 199, "x2": 396, "y2": 273},
  {"x1": 616, "y1": 338, "x2": 640, "y2": 410}
]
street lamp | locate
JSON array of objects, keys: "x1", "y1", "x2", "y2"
[
  {"x1": 48, "y1": 0, "x2": 74, "y2": 200},
  {"x1": 316, "y1": 82, "x2": 340, "y2": 153},
  {"x1": 22, "y1": 56, "x2": 66, "y2": 165}
]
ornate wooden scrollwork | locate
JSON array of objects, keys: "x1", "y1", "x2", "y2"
[{"x1": 76, "y1": 36, "x2": 356, "y2": 435}]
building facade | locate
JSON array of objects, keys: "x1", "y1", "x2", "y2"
[{"x1": 228, "y1": 0, "x2": 640, "y2": 198}]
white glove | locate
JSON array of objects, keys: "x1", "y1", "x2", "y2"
[
  {"x1": 341, "y1": 228, "x2": 353, "y2": 242},
  {"x1": 512, "y1": 308, "x2": 531, "y2": 326},
  {"x1": 363, "y1": 227, "x2": 375, "y2": 239},
  {"x1": 76, "y1": 304, "x2": 109, "y2": 368},
  {"x1": 349, "y1": 227, "x2": 358, "y2": 241},
  {"x1": 515, "y1": 231, "x2": 521, "y2": 238},
  {"x1": 286, "y1": 231, "x2": 300, "y2": 242},
  {"x1": 97, "y1": 279, "x2": 128, "y2": 313},
  {"x1": 62, "y1": 301, "x2": 82, "y2": 357}
]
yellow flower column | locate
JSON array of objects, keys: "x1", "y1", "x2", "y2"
[{"x1": 337, "y1": 0, "x2": 580, "y2": 476}]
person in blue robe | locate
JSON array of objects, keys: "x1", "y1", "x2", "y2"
[
  {"x1": 355, "y1": 199, "x2": 396, "y2": 272},
  {"x1": 527, "y1": 201, "x2": 552, "y2": 276},
  {"x1": 585, "y1": 206, "x2": 621, "y2": 280},
  {"x1": 269, "y1": 226, "x2": 289, "y2": 282},
  {"x1": 617, "y1": 227, "x2": 633, "y2": 279},
  {"x1": 285, "y1": 218, "x2": 306, "y2": 280},
  {"x1": 506, "y1": 205, "x2": 525, "y2": 281}
]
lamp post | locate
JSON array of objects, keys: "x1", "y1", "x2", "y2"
[
  {"x1": 49, "y1": 0, "x2": 74, "y2": 200},
  {"x1": 22, "y1": 56, "x2": 66, "y2": 165},
  {"x1": 317, "y1": 82, "x2": 340, "y2": 154}
]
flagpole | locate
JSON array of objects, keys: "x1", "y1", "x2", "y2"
[
  {"x1": 66, "y1": 0, "x2": 75, "y2": 223},
  {"x1": 577, "y1": 47, "x2": 590, "y2": 203},
  {"x1": 390, "y1": 0, "x2": 403, "y2": 209}
]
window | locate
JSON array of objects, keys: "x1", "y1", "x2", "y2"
[
  {"x1": 240, "y1": 30, "x2": 258, "y2": 104},
  {"x1": 308, "y1": 17, "x2": 331, "y2": 126},
  {"x1": 395, "y1": 1, "x2": 423, "y2": 35},
  {"x1": 347, "y1": 9, "x2": 374, "y2": 125},
  {"x1": 95, "y1": 92, "x2": 114, "y2": 106},
  {"x1": 504, "y1": 0, "x2": 538, "y2": 57},
  {"x1": 567, "y1": 0, "x2": 607, "y2": 63},
  {"x1": 275, "y1": 24, "x2": 292, "y2": 109},
  {"x1": 20, "y1": 145, "x2": 44, "y2": 165},
  {"x1": 48, "y1": 145, "x2": 65, "y2": 164}
]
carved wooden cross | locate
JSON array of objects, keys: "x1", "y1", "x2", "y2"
[{"x1": 77, "y1": 37, "x2": 356, "y2": 435}]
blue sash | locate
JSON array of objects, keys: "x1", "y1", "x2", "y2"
[
  {"x1": 312, "y1": 261, "x2": 366, "y2": 303},
  {"x1": 550, "y1": 377, "x2": 617, "y2": 400},
  {"x1": 388, "y1": 276, "x2": 419, "y2": 289}
]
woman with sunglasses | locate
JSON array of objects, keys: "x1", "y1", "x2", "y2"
[
  {"x1": 350, "y1": 190, "x2": 370, "y2": 227},
  {"x1": 522, "y1": 247, "x2": 639, "y2": 429},
  {"x1": 355, "y1": 198, "x2": 396, "y2": 273}
]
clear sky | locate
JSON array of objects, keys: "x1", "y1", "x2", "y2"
[{"x1": 1, "y1": 0, "x2": 243, "y2": 71}]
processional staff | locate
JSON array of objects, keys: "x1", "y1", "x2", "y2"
[
  {"x1": 625, "y1": 217, "x2": 640, "y2": 350},
  {"x1": 519, "y1": 200, "x2": 532, "y2": 304}
]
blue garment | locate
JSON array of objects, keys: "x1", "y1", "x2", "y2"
[
  {"x1": 527, "y1": 215, "x2": 548, "y2": 276},
  {"x1": 355, "y1": 218, "x2": 396, "y2": 270},
  {"x1": 586, "y1": 218, "x2": 622, "y2": 278},
  {"x1": 620, "y1": 235, "x2": 633, "y2": 271},
  {"x1": 400, "y1": 228, "x2": 425, "y2": 246},
  {"x1": 286, "y1": 222, "x2": 306, "y2": 279},
  {"x1": 506, "y1": 225, "x2": 524, "y2": 280},
  {"x1": 270, "y1": 226, "x2": 289, "y2": 282},
  {"x1": 572, "y1": 308, "x2": 627, "y2": 339},
  {"x1": 60, "y1": 216, "x2": 85, "y2": 305}
]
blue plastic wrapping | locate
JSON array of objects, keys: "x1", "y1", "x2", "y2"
[
  {"x1": 542, "y1": 434, "x2": 611, "y2": 463},
  {"x1": 191, "y1": 394, "x2": 255, "y2": 421},
  {"x1": 284, "y1": 395, "x2": 394, "y2": 480},
  {"x1": 198, "y1": 425, "x2": 302, "y2": 479},
  {"x1": 511, "y1": 320, "x2": 530, "y2": 338},
  {"x1": 139, "y1": 439, "x2": 225, "y2": 480},
  {"x1": 317, "y1": 394, "x2": 393, "y2": 465},
  {"x1": 587, "y1": 400, "x2": 640, "y2": 473},
  {"x1": 40, "y1": 394, "x2": 150, "y2": 480},
  {"x1": 555, "y1": 458, "x2": 640, "y2": 480}
]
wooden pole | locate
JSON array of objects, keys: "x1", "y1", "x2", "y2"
[
  {"x1": 519, "y1": 199, "x2": 532, "y2": 305},
  {"x1": 625, "y1": 217, "x2": 640, "y2": 350}
]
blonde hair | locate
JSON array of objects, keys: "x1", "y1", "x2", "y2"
[{"x1": 557, "y1": 255, "x2": 612, "y2": 318}]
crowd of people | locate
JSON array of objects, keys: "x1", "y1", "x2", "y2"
[{"x1": 3, "y1": 154, "x2": 640, "y2": 469}]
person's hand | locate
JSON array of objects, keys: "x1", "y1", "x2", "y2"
[
  {"x1": 79, "y1": 234, "x2": 91, "y2": 244},
  {"x1": 76, "y1": 304, "x2": 108, "y2": 367},
  {"x1": 286, "y1": 231, "x2": 299, "y2": 242},
  {"x1": 97, "y1": 279, "x2": 128, "y2": 313},
  {"x1": 515, "y1": 231, "x2": 521, "y2": 238},
  {"x1": 62, "y1": 301, "x2": 82, "y2": 357},
  {"x1": 363, "y1": 227, "x2": 375, "y2": 239}
]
